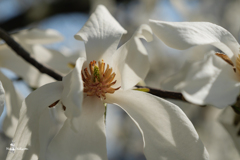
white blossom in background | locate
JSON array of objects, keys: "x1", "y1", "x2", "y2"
[
  {"x1": 0, "y1": 28, "x2": 65, "y2": 87},
  {"x1": 0, "y1": 81, "x2": 5, "y2": 117},
  {"x1": 149, "y1": 20, "x2": 240, "y2": 109},
  {"x1": 0, "y1": 70, "x2": 22, "y2": 138},
  {"x1": 6, "y1": 5, "x2": 209, "y2": 160},
  {"x1": 27, "y1": 45, "x2": 82, "y2": 87}
]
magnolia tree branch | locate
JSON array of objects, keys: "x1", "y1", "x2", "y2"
[
  {"x1": 232, "y1": 95, "x2": 240, "y2": 115},
  {"x1": 135, "y1": 85, "x2": 188, "y2": 102},
  {"x1": 0, "y1": 27, "x2": 63, "y2": 81}
]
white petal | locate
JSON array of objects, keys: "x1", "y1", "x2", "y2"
[
  {"x1": 0, "y1": 80, "x2": 4, "y2": 117},
  {"x1": 6, "y1": 82, "x2": 63, "y2": 160},
  {"x1": 61, "y1": 57, "x2": 85, "y2": 118},
  {"x1": 149, "y1": 20, "x2": 239, "y2": 57},
  {"x1": 105, "y1": 90, "x2": 209, "y2": 160},
  {"x1": 13, "y1": 29, "x2": 63, "y2": 45},
  {"x1": 113, "y1": 24, "x2": 152, "y2": 90},
  {"x1": 0, "y1": 70, "x2": 22, "y2": 138},
  {"x1": 74, "y1": 5, "x2": 127, "y2": 66},
  {"x1": 182, "y1": 54, "x2": 240, "y2": 108},
  {"x1": 218, "y1": 107, "x2": 240, "y2": 154},
  {"x1": 46, "y1": 96, "x2": 107, "y2": 160}
]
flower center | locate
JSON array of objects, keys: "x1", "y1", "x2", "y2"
[{"x1": 81, "y1": 60, "x2": 120, "y2": 100}]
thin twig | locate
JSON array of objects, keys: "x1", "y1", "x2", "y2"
[
  {"x1": 135, "y1": 85, "x2": 207, "y2": 107},
  {"x1": 135, "y1": 85, "x2": 187, "y2": 102},
  {"x1": 0, "y1": 27, "x2": 63, "y2": 81}
]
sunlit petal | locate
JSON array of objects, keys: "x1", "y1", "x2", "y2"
[
  {"x1": 149, "y1": 20, "x2": 239, "y2": 58},
  {"x1": 105, "y1": 90, "x2": 209, "y2": 160},
  {"x1": 74, "y1": 5, "x2": 127, "y2": 66}
]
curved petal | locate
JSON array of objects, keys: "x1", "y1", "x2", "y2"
[
  {"x1": 0, "y1": 70, "x2": 22, "y2": 138},
  {"x1": 149, "y1": 20, "x2": 239, "y2": 57},
  {"x1": 113, "y1": 24, "x2": 152, "y2": 89},
  {"x1": 46, "y1": 96, "x2": 107, "y2": 160},
  {"x1": 161, "y1": 42, "x2": 237, "y2": 92},
  {"x1": 0, "y1": 80, "x2": 4, "y2": 117},
  {"x1": 61, "y1": 57, "x2": 85, "y2": 118},
  {"x1": 74, "y1": 5, "x2": 127, "y2": 66},
  {"x1": 105, "y1": 90, "x2": 209, "y2": 160},
  {"x1": 181, "y1": 54, "x2": 240, "y2": 108},
  {"x1": 218, "y1": 107, "x2": 240, "y2": 154},
  {"x1": 13, "y1": 28, "x2": 63, "y2": 45},
  {"x1": 6, "y1": 82, "x2": 63, "y2": 160}
]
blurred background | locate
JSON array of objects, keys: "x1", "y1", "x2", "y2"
[{"x1": 0, "y1": 0, "x2": 240, "y2": 159}]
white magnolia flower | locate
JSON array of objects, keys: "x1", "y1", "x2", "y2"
[
  {"x1": 7, "y1": 6, "x2": 208, "y2": 160},
  {"x1": 0, "y1": 28, "x2": 64, "y2": 87},
  {"x1": 149, "y1": 20, "x2": 240, "y2": 109}
]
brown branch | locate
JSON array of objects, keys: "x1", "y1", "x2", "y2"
[
  {"x1": 135, "y1": 85, "x2": 207, "y2": 107},
  {"x1": 135, "y1": 85, "x2": 187, "y2": 102},
  {"x1": 0, "y1": 27, "x2": 63, "y2": 81},
  {"x1": 232, "y1": 95, "x2": 240, "y2": 115}
]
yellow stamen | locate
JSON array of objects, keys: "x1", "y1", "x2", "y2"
[
  {"x1": 82, "y1": 60, "x2": 120, "y2": 100},
  {"x1": 236, "y1": 54, "x2": 240, "y2": 74}
]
